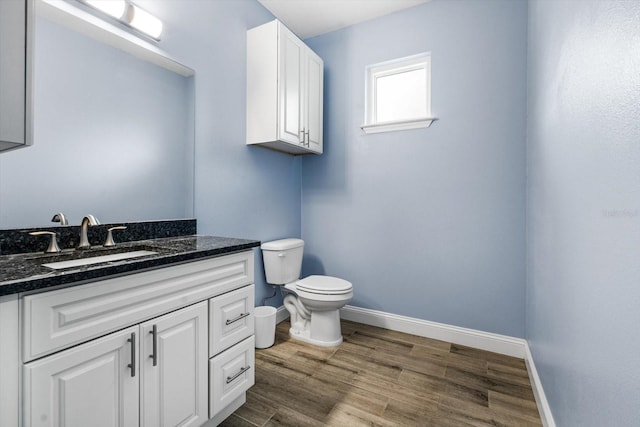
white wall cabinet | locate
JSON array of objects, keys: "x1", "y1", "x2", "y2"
[
  {"x1": 0, "y1": 0, "x2": 33, "y2": 152},
  {"x1": 247, "y1": 20, "x2": 323, "y2": 155},
  {"x1": 3, "y1": 252, "x2": 256, "y2": 427}
]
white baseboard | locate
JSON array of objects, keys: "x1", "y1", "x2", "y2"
[
  {"x1": 276, "y1": 303, "x2": 555, "y2": 426},
  {"x1": 524, "y1": 343, "x2": 556, "y2": 427},
  {"x1": 340, "y1": 305, "x2": 526, "y2": 358}
]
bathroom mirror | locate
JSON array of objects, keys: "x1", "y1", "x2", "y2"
[{"x1": 0, "y1": 12, "x2": 195, "y2": 229}]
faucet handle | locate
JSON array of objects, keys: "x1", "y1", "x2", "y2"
[
  {"x1": 104, "y1": 226, "x2": 127, "y2": 247},
  {"x1": 51, "y1": 212, "x2": 68, "y2": 226},
  {"x1": 29, "y1": 231, "x2": 61, "y2": 253}
]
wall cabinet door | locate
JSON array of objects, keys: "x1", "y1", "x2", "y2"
[
  {"x1": 24, "y1": 326, "x2": 139, "y2": 427},
  {"x1": 140, "y1": 302, "x2": 208, "y2": 427},
  {"x1": 0, "y1": 0, "x2": 33, "y2": 152},
  {"x1": 278, "y1": 26, "x2": 304, "y2": 146},
  {"x1": 305, "y1": 50, "x2": 324, "y2": 154}
]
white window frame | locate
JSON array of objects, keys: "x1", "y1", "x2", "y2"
[{"x1": 361, "y1": 52, "x2": 435, "y2": 134}]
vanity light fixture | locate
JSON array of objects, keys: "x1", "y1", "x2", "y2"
[
  {"x1": 127, "y1": 4, "x2": 163, "y2": 40},
  {"x1": 80, "y1": 0, "x2": 163, "y2": 40},
  {"x1": 84, "y1": 0, "x2": 126, "y2": 19}
]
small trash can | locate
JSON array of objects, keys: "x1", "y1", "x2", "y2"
[{"x1": 254, "y1": 306, "x2": 277, "y2": 349}]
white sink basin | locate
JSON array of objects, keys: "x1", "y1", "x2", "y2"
[{"x1": 42, "y1": 250, "x2": 158, "y2": 270}]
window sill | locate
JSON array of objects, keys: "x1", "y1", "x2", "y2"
[{"x1": 360, "y1": 117, "x2": 436, "y2": 134}]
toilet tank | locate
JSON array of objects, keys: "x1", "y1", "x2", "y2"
[{"x1": 261, "y1": 238, "x2": 304, "y2": 285}]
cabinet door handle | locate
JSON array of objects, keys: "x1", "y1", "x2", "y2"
[
  {"x1": 300, "y1": 128, "x2": 306, "y2": 144},
  {"x1": 225, "y1": 312, "x2": 250, "y2": 325},
  {"x1": 226, "y1": 365, "x2": 251, "y2": 384},
  {"x1": 305, "y1": 130, "x2": 310, "y2": 146},
  {"x1": 127, "y1": 332, "x2": 136, "y2": 377},
  {"x1": 149, "y1": 325, "x2": 158, "y2": 366}
]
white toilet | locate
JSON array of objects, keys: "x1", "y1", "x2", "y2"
[{"x1": 261, "y1": 238, "x2": 353, "y2": 347}]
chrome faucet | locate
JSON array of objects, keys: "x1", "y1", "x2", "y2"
[
  {"x1": 78, "y1": 215, "x2": 100, "y2": 249},
  {"x1": 51, "y1": 212, "x2": 68, "y2": 226}
]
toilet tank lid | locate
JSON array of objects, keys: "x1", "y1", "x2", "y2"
[{"x1": 261, "y1": 238, "x2": 304, "y2": 251}]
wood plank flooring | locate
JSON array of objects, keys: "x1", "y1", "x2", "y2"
[{"x1": 221, "y1": 320, "x2": 542, "y2": 427}]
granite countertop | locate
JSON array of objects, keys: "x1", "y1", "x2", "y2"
[{"x1": 0, "y1": 235, "x2": 260, "y2": 297}]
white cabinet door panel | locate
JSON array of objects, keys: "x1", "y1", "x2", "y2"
[
  {"x1": 141, "y1": 302, "x2": 208, "y2": 427},
  {"x1": 305, "y1": 50, "x2": 324, "y2": 154},
  {"x1": 278, "y1": 26, "x2": 304, "y2": 145},
  {"x1": 24, "y1": 326, "x2": 139, "y2": 427}
]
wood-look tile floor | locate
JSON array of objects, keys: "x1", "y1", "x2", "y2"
[{"x1": 221, "y1": 320, "x2": 542, "y2": 427}]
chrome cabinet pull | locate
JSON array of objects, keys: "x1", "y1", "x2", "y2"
[
  {"x1": 127, "y1": 332, "x2": 136, "y2": 377},
  {"x1": 225, "y1": 312, "x2": 250, "y2": 325},
  {"x1": 305, "y1": 130, "x2": 310, "y2": 146},
  {"x1": 300, "y1": 127, "x2": 306, "y2": 144},
  {"x1": 149, "y1": 325, "x2": 158, "y2": 366},
  {"x1": 226, "y1": 365, "x2": 251, "y2": 384}
]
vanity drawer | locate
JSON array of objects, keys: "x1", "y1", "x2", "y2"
[
  {"x1": 209, "y1": 336, "x2": 255, "y2": 419},
  {"x1": 209, "y1": 284, "x2": 254, "y2": 357},
  {"x1": 23, "y1": 252, "x2": 254, "y2": 361}
]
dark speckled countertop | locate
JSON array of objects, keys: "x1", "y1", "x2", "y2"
[{"x1": 0, "y1": 235, "x2": 260, "y2": 296}]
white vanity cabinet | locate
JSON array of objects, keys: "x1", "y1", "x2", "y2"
[
  {"x1": 14, "y1": 251, "x2": 256, "y2": 427},
  {"x1": 24, "y1": 302, "x2": 209, "y2": 427},
  {"x1": 0, "y1": 0, "x2": 33, "y2": 152},
  {"x1": 246, "y1": 20, "x2": 324, "y2": 155}
]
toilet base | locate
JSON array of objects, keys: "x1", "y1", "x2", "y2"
[
  {"x1": 288, "y1": 327, "x2": 343, "y2": 347},
  {"x1": 282, "y1": 291, "x2": 347, "y2": 347}
]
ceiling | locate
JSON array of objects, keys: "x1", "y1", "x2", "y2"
[{"x1": 257, "y1": 0, "x2": 431, "y2": 39}]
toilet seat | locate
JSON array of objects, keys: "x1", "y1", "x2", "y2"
[{"x1": 296, "y1": 275, "x2": 352, "y2": 295}]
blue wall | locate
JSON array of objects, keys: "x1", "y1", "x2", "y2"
[
  {"x1": 4, "y1": 1, "x2": 640, "y2": 422},
  {"x1": 140, "y1": 0, "x2": 301, "y2": 307},
  {"x1": 302, "y1": 0, "x2": 528, "y2": 337},
  {"x1": 527, "y1": 0, "x2": 640, "y2": 425}
]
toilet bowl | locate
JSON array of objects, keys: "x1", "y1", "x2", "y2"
[{"x1": 261, "y1": 239, "x2": 353, "y2": 347}]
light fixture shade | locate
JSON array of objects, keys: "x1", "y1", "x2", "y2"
[
  {"x1": 128, "y1": 4, "x2": 163, "y2": 39},
  {"x1": 85, "y1": 0, "x2": 126, "y2": 19}
]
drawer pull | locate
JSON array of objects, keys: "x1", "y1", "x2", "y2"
[
  {"x1": 226, "y1": 365, "x2": 251, "y2": 384},
  {"x1": 149, "y1": 325, "x2": 158, "y2": 366},
  {"x1": 225, "y1": 312, "x2": 250, "y2": 325},
  {"x1": 127, "y1": 332, "x2": 136, "y2": 377}
]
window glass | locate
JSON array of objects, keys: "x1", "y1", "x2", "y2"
[{"x1": 375, "y1": 68, "x2": 427, "y2": 123}]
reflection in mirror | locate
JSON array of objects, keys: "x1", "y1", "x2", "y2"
[{"x1": 0, "y1": 14, "x2": 194, "y2": 228}]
